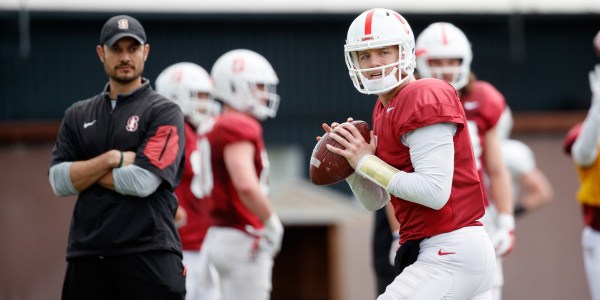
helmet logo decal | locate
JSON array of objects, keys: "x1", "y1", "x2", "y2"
[
  {"x1": 232, "y1": 57, "x2": 245, "y2": 73},
  {"x1": 126, "y1": 116, "x2": 139, "y2": 132}
]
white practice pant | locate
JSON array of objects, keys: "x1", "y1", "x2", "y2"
[
  {"x1": 183, "y1": 249, "x2": 221, "y2": 300},
  {"x1": 480, "y1": 204, "x2": 504, "y2": 300},
  {"x1": 379, "y1": 226, "x2": 496, "y2": 300},
  {"x1": 582, "y1": 226, "x2": 600, "y2": 300},
  {"x1": 202, "y1": 226, "x2": 273, "y2": 300}
]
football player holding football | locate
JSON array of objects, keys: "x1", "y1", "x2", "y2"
[
  {"x1": 415, "y1": 22, "x2": 516, "y2": 300},
  {"x1": 199, "y1": 49, "x2": 283, "y2": 300},
  {"x1": 325, "y1": 8, "x2": 496, "y2": 299},
  {"x1": 156, "y1": 62, "x2": 221, "y2": 300}
]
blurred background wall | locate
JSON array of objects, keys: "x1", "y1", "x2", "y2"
[{"x1": 1, "y1": 0, "x2": 600, "y2": 299}]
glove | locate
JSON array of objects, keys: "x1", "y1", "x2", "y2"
[
  {"x1": 246, "y1": 214, "x2": 284, "y2": 257},
  {"x1": 589, "y1": 64, "x2": 600, "y2": 106},
  {"x1": 491, "y1": 213, "x2": 515, "y2": 257},
  {"x1": 389, "y1": 232, "x2": 400, "y2": 266}
]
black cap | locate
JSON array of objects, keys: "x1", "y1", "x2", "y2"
[{"x1": 100, "y1": 15, "x2": 146, "y2": 47}]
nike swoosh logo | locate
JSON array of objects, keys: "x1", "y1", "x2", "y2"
[
  {"x1": 438, "y1": 249, "x2": 456, "y2": 256},
  {"x1": 386, "y1": 107, "x2": 395, "y2": 113},
  {"x1": 83, "y1": 120, "x2": 97, "y2": 129}
]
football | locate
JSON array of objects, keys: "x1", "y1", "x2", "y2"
[{"x1": 309, "y1": 120, "x2": 371, "y2": 185}]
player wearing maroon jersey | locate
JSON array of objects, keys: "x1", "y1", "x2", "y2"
[
  {"x1": 563, "y1": 33, "x2": 600, "y2": 300},
  {"x1": 415, "y1": 22, "x2": 515, "y2": 300},
  {"x1": 325, "y1": 8, "x2": 495, "y2": 299},
  {"x1": 156, "y1": 62, "x2": 222, "y2": 300},
  {"x1": 199, "y1": 49, "x2": 283, "y2": 300}
]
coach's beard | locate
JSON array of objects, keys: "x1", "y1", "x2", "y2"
[{"x1": 109, "y1": 65, "x2": 143, "y2": 84}]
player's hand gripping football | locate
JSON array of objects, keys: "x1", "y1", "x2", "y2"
[
  {"x1": 589, "y1": 64, "x2": 600, "y2": 106},
  {"x1": 246, "y1": 214, "x2": 284, "y2": 258},
  {"x1": 323, "y1": 117, "x2": 376, "y2": 169},
  {"x1": 491, "y1": 213, "x2": 515, "y2": 257}
]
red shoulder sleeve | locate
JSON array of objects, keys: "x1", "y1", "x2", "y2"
[
  {"x1": 392, "y1": 79, "x2": 466, "y2": 137},
  {"x1": 564, "y1": 122, "x2": 583, "y2": 155}
]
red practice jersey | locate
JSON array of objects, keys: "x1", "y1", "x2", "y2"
[
  {"x1": 460, "y1": 80, "x2": 506, "y2": 171},
  {"x1": 372, "y1": 78, "x2": 485, "y2": 244},
  {"x1": 175, "y1": 122, "x2": 213, "y2": 251},
  {"x1": 206, "y1": 112, "x2": 267, "y2": 232},
  {"x1": 460, "y1": 80, "x2": 506, "y2": 206}
]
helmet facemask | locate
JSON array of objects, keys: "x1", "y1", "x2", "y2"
[{"x1": 418, "y1": 58, "x2": 470, "y2": 90}]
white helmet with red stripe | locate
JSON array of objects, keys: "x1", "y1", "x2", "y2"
[
  {"x1": 156, "y1": 62, "x2": 220, "y2": 127},
  {"x1": 344, "y1": 8, "x2": 416, "y2": 95},
  {"x1": 415, "y1": 22, "x2": 472, "y2": 90},
  {"x1": 211, "y1": 49, "x2": 280, "y2": 121}
]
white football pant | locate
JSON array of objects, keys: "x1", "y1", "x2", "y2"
[
  {"x1": 480, "y1": 204, "x2": 504, "y2": 300},
  {"x1": 203, "y1": 227, "x2": 273, "y2": 300},
  {"x1": 379, "y1": 226, "x2": 496, "y2": 300},
  {"x1": 183, "y1": 249, "x2": 221, "y2": 300}
]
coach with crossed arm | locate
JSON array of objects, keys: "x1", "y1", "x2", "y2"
[{"x1": 48, "y1": 15, "x2": 186, "y2": 299}]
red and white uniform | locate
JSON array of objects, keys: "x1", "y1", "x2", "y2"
[
  {"x1": 201, "y1": 111, "x2": 273, "y2": 300},
  {"x1": 207, "y1": 112, "x2": 266, "y2": 231},
  {"x1": 460, "y1": 81, "x2": 506, "y2": 207},
  {"x1": 460, "y1": 80, "x2": 507, "y2": 300},
  {"x1": 176, "y1": 121, "x2": 220, "y2": 300},
  {"x1": 374, "y1": 79, "x2": 485, "y2": 243},
  {"x1": 374, "y1": 79, "x2": 495, "y2": 300},
  {"x1": 176, "y1": 122, "x2": 212, "y2": 251}
]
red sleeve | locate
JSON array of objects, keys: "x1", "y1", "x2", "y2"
[
  {"x1": 392, "y1": 79, "x2": 466, "y2": 137},
  {"x1": 476, "y1": 81, "x2": 506, "y2": 130},
  {"x1": 563, "y1": 123, "x2": 583, "y2": 155},
  {"x1": 217, "y1": 113, "x2": 262, "y2": 145}
]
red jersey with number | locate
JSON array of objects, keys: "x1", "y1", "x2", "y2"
[
  {"x1": 460, "y1": 81, "x2": 506, "y2": 206},
  {"x1": 175, "y1": 122, "x2": 212, "y2": 251},
  {"x1": 206, "y1": 112, "x2": 267, "y2": 231},
  {"x1": 372, "y1": 78, "x2": 485, "y2": 244}
]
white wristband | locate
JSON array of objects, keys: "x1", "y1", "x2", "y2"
[{"x1": 356, "y1": 154, "x2": 400, "y2": 190}]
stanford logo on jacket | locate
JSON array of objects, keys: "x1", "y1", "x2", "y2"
[{"x1": 126, "y1": 116, "x2": 139, "y2": 132}]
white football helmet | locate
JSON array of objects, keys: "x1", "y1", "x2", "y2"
[
  {"x1": 344, "y1": 8, "x2": 416, "y2": 95},
  {"x1": 211, "y1": 49, "x2": 280, "y2": 121},
  {"x1": 415, "y1": 22, "x2": 472, "y2": 90},
  {"x1": 496, "y1": 106, "x2": 514, "y2": 140},
  {"x1": 155, "y1": 62, "x2": 220, "y2": 127}
]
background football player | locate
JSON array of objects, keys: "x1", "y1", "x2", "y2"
[
  {"x1": 156, "y1": 62, "x2": 222, "y2": 300},
  {"x1": 415, "y1": 22, "x2": 516, "y2": 300},
  {"x1": 200, "y1": 49, "x2": 283, "y2": 300}
]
